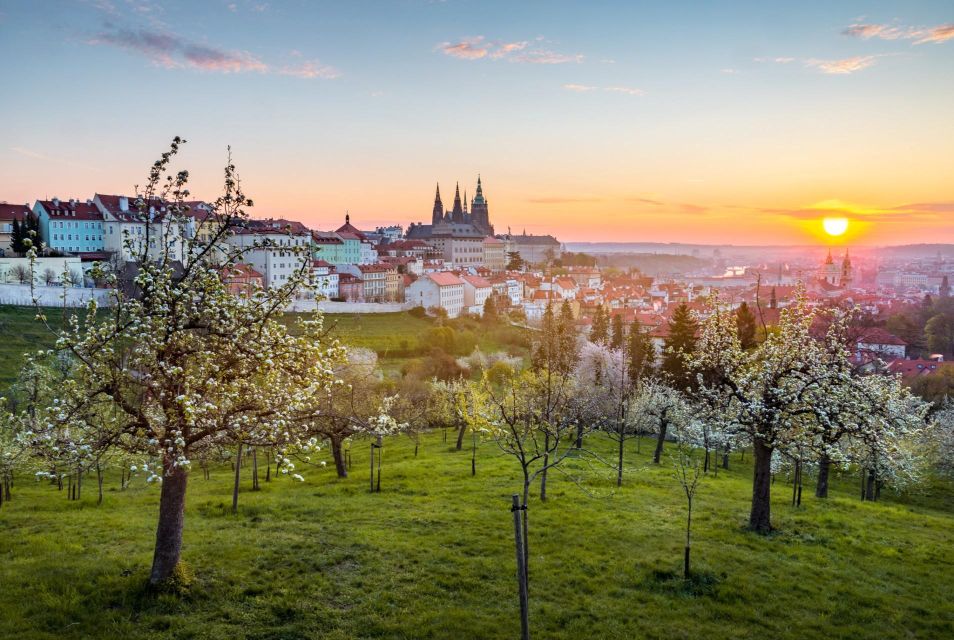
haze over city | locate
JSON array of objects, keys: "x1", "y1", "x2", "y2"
[{"x1": 2, "y1": 0, "x2": 952, "y2": 245}]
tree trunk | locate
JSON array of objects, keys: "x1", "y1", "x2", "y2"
[
  {"x1": 722, "y1": 451, "x2": 729, "y2": 470},
  {"x1": 331, "y1": 436, "x2": 348, "y2": 478},
  {"x1": 455, "y1": 424, "x2": 466, "y2": 451},
  {"x1": 575, "y1": 422, "x2": 584, "y2": 448},
  {"x1": 540, "y1": 434, "x2": 550, "y2": 501},
  {"x1": 232, "y1": 444, "x2": 243, "y2": 514},
  {"x1": 866, "y1": 469, "x2": 877, "y2": 502},
  {"x1": 265, "y1": 450, "x2": 271, "y2": 482},
  {"x1": 684, "y1": 497, "x2": 693, "y2": 579},
  {"x1": 749, "y1": 440, "x2": 773, "y2": 533},
  {"x1": 653, "y1": 422, "x2": 668, "y2": 464},
  {"x1": 148, "y1": 459, "x2": 188, "y2": 585},
  {"x1": 251, "y1": 448, "x2": 260, "y2": 491},
  {"x1": 617, "y1": 435, "x2": 625, "y2": 487},
  {"x1": 96, "y1": 464, "x2": 104, "y2": 505},
  {"x1": 815, "y1": 454, "x2": 831, "y2": 498}
]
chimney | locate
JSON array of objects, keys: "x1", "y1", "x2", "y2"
[
  {"x1": 119, "y1": 196, "x2": 128, "y2": 212},
  {"x1": 52, "y1": 197, "x2": 60, "y2": 207}
]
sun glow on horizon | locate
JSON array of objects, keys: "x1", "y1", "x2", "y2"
[{"x1": 822, "y1": 217, "x2": 849, "y2": 237}]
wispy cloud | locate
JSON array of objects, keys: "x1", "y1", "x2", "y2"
[
  {"x1": 804, "y1": 55, "x2": 879, "y2": 75},
  {"x1": 88, "y1": 24, "x2": 337, "y2": 78},
  {"x1": 626, "y1": 197, "x2": 709, "y2": 215},
  {"x1": 438, "y1": 36, "x2": 582, "y2": 64},
  {"x1": 279, "y1": 60, "x2": 341, "y2": 79},
  {"x1": 89, "y1": 25, "x2": 266, "y2": 72},
  {"x1": 563, "y1": 83, "x2": 644, "y2": 96},
  {"x1": 844, "y1": 22, "x2": 954, "y2": 45},
  {"x1": 757, "y1": 199, "x2": 952, "y2": 223},
  {"x1": 754, "y1": 56, "x2": 795, "y2": 63},
  {"x1": 527, "y1": 196, "x2": 603, "y2": 204}
]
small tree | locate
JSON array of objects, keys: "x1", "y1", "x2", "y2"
[{"x1": 671, "y1": 433, "x2": 704, "y2": 579}]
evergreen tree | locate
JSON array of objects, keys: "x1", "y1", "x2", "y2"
[
  {"x1": 10, "y1": 218, "x2": 24, "y2": 255},
  {"x1": 769, "y1": 287, "x2": 777, "y2": 310},
  {"x1": 590, "y1": 305, "x2": 609, "y2": 345},
  {"x1": 610, "y1": 313, "x2": 625, "y2": 350},
  {"x1": 482, "y1": 295, "x2": 498, "y2": 323},
  {"x1": 506, "y1": 251, "x2": 524, "y2": 271},
  {"x1": 557, "y1": 299, "x2": 579, "y2": 373},
  {"x1": 627, "y1": 319, "x2": 656, "y2": 386},
  {"x1": 661, "y1": 303, "x2": 698, "y2": 391},
  {"x1": 735, "y1": 301, "x2": 758, "y2": 350}
]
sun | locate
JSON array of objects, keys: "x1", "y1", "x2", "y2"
[{"x1": 822, "y1": 217, "x2": 849, "y2": 237}]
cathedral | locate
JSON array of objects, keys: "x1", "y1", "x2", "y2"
[
  {"x1": 430, "y1": 177, "x2": 494, "y2": 236},
  {"x1": 818, "y1": 248, "x2": 853, "y2": 288}
]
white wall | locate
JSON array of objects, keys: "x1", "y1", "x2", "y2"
[{"x1": 0, "y1": 283, "x2": 113, "y2": 307}]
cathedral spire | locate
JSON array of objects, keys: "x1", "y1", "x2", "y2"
[
  {"x1": 432, "y1": 183, "x2": 444, "y2": 225},
  {"x1": 451, "y1": 181, "x2": 464, "y2": 222}
]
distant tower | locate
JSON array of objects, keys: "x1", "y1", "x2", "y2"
[
  {"x1": 451, "y1": 182, "x2": 464, "y2": 223},
  {"x1": 470, "y1": 174, "x2": 492, "y2": 234},
  {"x1": 431, "y1": 183, "x2": 444, "y2": 225},
  {"x1": 941, "y1": 275, "x2": 951, "y2": 298},
  {"x1": 840, "y1": 250, "x2": 853, "y2": 288},
  {"x1": 463, "y1": 189, "x2": 468, "y2": 216}
]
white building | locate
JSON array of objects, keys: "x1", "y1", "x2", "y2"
[
  {"x1": 311, "y1": 260, "x2": 340, "y2": 300},
  {"x1": 461, "y1": 274, "x2": 493, "y2": 315},
  {"x1": 94, "y1": 194, "x2": 189, "y2": 263},
  {"x1": 228, "y1": 219, "x2": 312, "y2": 289},
  {"x1": 405, "y1": 272, "x2": 465, "y2": 318},
  {"x1": 856, "y1": 328, "x2": 907, "y2": 361}
]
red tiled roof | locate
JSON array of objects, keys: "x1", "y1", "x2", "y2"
[
  {"x1": 857, "y1": 327, "x2": 907, "y2": 346},
  {"x1": 886, "y1": 358, "x2": 945, "y2": 377},
  {"x1": 221, "y1": 263, "x2": 264, "y2": 279},
  {"x1": 428, "y1": 272, "x2": 464, "y2": 287},
  {"x1": 37, "y1": 199, "x2": 102, "y2": 221},
  {"x1": 242, "y1": 218, "x2": 310, "y2": 236},
  {"x1": 0, "y1": 203, "x2": 31, "y2": 220},
  {"x1": 462, "y1": 274, "x2": 492, "y2": 289}
]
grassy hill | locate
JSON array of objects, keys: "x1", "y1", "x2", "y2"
[
  {"x1": 0, "y1": 306, "x2": 528, "y2": 390},
  {"x1": 1, "y1": 431, "x2": 952, "y2": 639}
]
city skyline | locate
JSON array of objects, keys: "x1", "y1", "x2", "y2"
[{"x1": 1, "y1": 0, "x2": 952, "y2": 245}]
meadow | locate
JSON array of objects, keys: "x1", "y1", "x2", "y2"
[
  {"x1": 0, "y1": 306, "x2": 527, "y2": 388},
  {"x1": 1, "y1": 430, "x2": 953, "y2": 639}
]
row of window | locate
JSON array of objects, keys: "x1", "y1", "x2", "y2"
[
  {"x1": 53, "y1": 234, "x2": 103, "y2": 243},
  {"x1": 52, "y1": 221, "x2": 101, "y2": 230}
]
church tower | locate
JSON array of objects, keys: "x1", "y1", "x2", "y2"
[
  {"x1": 840, "y1": 250, "x2": 853, "y2": 288},
  {"x1": 470, "y1": 175, "x2": 492, "y2": 234},
  {"x1": 451, "y1": 182, "x2": 465, "y2": 223},
  {"x1": 432, "y1": 183, "x2": 444, "y2": 225}
]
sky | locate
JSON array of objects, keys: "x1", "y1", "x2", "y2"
[{"x1": 0, "y1": 0, "x2": 952, "y2": 246}]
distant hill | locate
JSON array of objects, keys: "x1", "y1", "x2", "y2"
[{"x1": 595, "y1": 252, "x2": 708, "y2": 276}]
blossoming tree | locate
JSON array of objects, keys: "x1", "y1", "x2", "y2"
[{"x1": 25, "y1": 139, "x2": 339, "y2": 584}]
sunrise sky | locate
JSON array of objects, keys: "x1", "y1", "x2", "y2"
[{"x1": 1, "y1": 0, "x2": 952, "y2": 245}]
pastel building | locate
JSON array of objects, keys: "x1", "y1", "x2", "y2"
[
  {"x1": 33, "y1": 198, "x2": 105, "y2": 254},
  {"x1": 405, "y1": 272, "x2": 465, "y2": 318}
]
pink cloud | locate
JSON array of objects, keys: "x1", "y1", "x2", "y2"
[
  {"x1": 844, "y1": 22, "x2": 954, "y2": 45},
  {"x1": 88, "y1": 25, "x2": 337, "y2": 78},
  {"x1": 439, "y1": 36, "x2": 582, "y2": 64},
  {"x1": 279, "y1": 60, "x2": 341, "y2": 80},
  {"x1": 805, "y1": 55, "x2": 878, "y2": 75}
]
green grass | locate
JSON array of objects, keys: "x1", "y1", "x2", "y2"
[
  {"x1": 0, "y1": 305, "x2": 83, "y2": 388},
  {"x1": 1, "y1": 432, "x2": 953, "y2": 639},
  {"x1": 1, "y1": 307, "x2": 527, "y2": 389}
]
